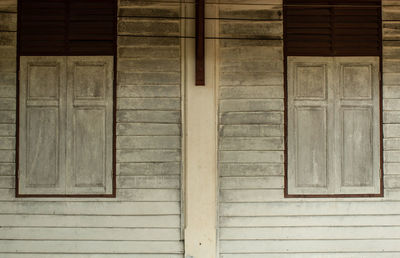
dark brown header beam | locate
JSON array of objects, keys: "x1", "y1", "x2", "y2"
[{"x1": 195, "y1": 0, "x2": 205, "y2": 86}]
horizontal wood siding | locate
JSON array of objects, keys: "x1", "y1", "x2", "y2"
[
  {"x1": 0, "y1": 0, "x2": 183, "y2": 256},
  {"x1": 218, "y1": 0, "x2": 400, "y2": 256}
]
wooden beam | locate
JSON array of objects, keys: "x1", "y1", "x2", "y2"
[{"x1": 195, "y1": 0, "x2": 205, "y2": 86}]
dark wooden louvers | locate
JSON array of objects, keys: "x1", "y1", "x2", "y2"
[
  {"x1": 19, "y1": 0, "x2": 116, "y2": 55},
  {"x1": 284, "y1": 0, "x2": 381, "y2": 56}
]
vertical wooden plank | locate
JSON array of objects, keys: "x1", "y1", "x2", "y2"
[{"x1": 195, "y1": 0, "x2": 205, "y2": 86}]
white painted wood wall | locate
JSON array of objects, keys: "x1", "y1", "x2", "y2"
[
  {"x1": 0, "y1": 0, "x2": 183, "y2": 256},
  {"x1": 2, "y1": 0, "x2": 400, "y2": 257},
  {"x1": 218, "y1": 0, "x2": 400, "y2": 257}
]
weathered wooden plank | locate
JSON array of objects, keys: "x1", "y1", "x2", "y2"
[
  {"x1": 117, "y1": 86, "x2": 180, "y2": 98},
  {"x1": 220, "y1": 112, "x2": 282, "y2": 125},
  {"x1": 0, "y1": 13, "x2": 17, "y2": 31},
  {"x1": 219, "y1": 125, "x2": 283, "y2": 137},
  {"x1": 220, "y1": 5, "x2": 282, "y2": 20},
  {"x1": 383, "y1": 21, "x2": 400, "y2": 40},
  {"x1": 385, "y1": 163, "x2": 400, "y2": 175},
  {"x1": 221, "y1": 60, "x2": 283, "y2": 73},
  {"x1": 219, "y1": 151, "x2": 283, "y2": 163},
  {"x1": 383, "y1": 6, "x2": 400, "y2": 21},
  {"x1": 220, "y1": 20, "x2": 282, "y2": 39},
  {"x1": 220, "y1": 86, "x2": 283, "y2": 99},
  {"x1": 220, "y1": 226, "x2": 400, "y2": 240},
  {"x1": 0, "y1": 163, "x2": 14, "y2": 176},
  {"x1": 384, "y1": 73, "x2": 400, "y2": 85},
  {"x1": 118, "y1": 162, "x2": 181, "y2": 176},
  {"x1": 0, "y1": 240, "x2": 184, "y2": 254},
  {"x1": 119, "y1": 4, "x2": 180, "y2": 18},
  {"x1": 118, "y1": 59, "x2": 180, "y2": 72},
  {"x1": 220, "y1": 214, "x2": 400, "y2": 228},
  {"x1": 1, "y1": 255, "x2": 183, "y2": 258},
  {"x1": 118, "y1": 72, "x2": 180, "y2": 86},
  {"x1": 219, "y1": 202, "x2": 400, "y2": 217},
  {"x1": 0, "y1": 72, "x2": 16, "y2": 86},
  {"x1": 220, "y1": 72, "x2": 283, "y2": 86},
  {"x1": 384, "y1": 111, "x2": 400, "y2": 123},
  {"x1": 117, "y1": 149, "x2": 181, "y2": 162},
  {"x1": 221, "y1": 189, "x2": 284, "y2": 202},
  {"x1": 0, "y1": 227, "x2": 181, "y2": 241},
  {"x1": 0, "y1": 175, "x2": 14, "y2": 189},
  {"x1": 220, "y1": 137, "x2": 283, "y2": 151},
  {"x1": 0, "y1": 201, "x2": 181, "y2": 215},
  {"x1": 117, "y1": 110, "x2": 180, "y2": 123},
  {"x1": 118, "y1": 36, "x2": 179, "y2": 47},
  {"x1": 385, "y1": 151, "x2": 400, "y2": 162},
  {"x1": 117, "y1": 123, "x2": 180, "y2": 136},
  {"x1": 221, "y1": 47, "x2": 282, "y2": 62},
  {"x1": 0, "y1": 0, "x2": 17, "y2": 12},
  {"x1": 385, "y1": 124, "x2": 400, "y2": 137},
  {"x1": 118, "y1": 19, "x2": 180, "y2": 36},
  {"x1": 0, "y1": 124, "x2": 15, "y2": 136},
  {"x1": 0, "y1": 58, "x2": 16, "y2": 72},
  {"x1": 117, "y1": 136, "x2": 180, "y2": 149},
  {"x1": 0, "y1": 150, "x2": 14, "y2": 162},
  {"x1": 220, "y1": 99, "x2": 283, "y2": 112},
  {"x1": 223, "y1": 253, "x2": 400, "y2": 258},
  {"x1": 117, "y1": 98, "x2": 180, "y2": 110},
  {"x1": 384, "y1": 86, "x2": 400, "y2": 98},
  {"x1": 118, "y1": 47, "x2": 180, "y2": 59},
  {"x1": 384, "y1": 99, "x2": 400, "y2": 110},
  {"x1": 117, "y1": 175, "x2": 180, "y2": 189},
  {"x1": 0, "y1": 136, "x2": 14, "y2": 149},
  {"x1": 220, "y1": 239, "x2": 400, "y2": 253},
  {"x1": 220, "y1": 176, "x2": 283, "y2": 189},
  {"x1": 219, "y1": 163, "x2": 283, "y2": 177},
  {"x1": 385, "y1": 175, "x2": 400, "y2": 189},
  {"x1": 0, "y1": 32, "x2": 16, "y2": 46},
  {"x1": 0, "y1": 110, "x2": 15, "y2": 123},
  {"x1": 0, "y1": 85, "x2": 16, "y2": 97},
  {"x1": 0, "y1": 214, "x2": 180, "y2": 228}
]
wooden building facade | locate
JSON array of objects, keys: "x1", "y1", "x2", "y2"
[{"x1": 0, "y1": 0, "x2": 400, "y2": 257}]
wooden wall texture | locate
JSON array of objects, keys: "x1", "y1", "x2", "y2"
[
  {"x1": 218, "y1": 0, "x2": 400, "y2": 257},
  {"x1": 0, "y1": 0, "x2": 183, "y2": 256}
]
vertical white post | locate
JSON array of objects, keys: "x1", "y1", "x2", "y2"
[{"x1": 183, "y1": 2, "x2": 218, "y2": 258}]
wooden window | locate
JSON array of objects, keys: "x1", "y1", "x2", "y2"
[
  {"x1": 17, "y1": 0, "x2": 116, "y2": 197},
  {"x1": 284, "y1": 0, "x2": 382, "y2": 197},
  {"x1": 287, "y1": 57, "x2": 381, "y2": 196},
  {"x1": 18, "y1": 56, "x2": 114, "y2": 196}
]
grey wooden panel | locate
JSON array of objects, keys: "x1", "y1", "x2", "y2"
[
  {"x1": 287, "y1": 57, "x2": 332, "y2": 195},
  {"x1": 66, "y1": 56, "x2": 114, "y2": 195},
  {"x1": 19, "y1": 56, "x2": 66, "y2": 195},
  {"x1": 335, "y1": 57, "x2": 380, "y2": 194}
]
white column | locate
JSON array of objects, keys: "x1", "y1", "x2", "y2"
[{"x1": 183, "y1": 3, "x2": 218, "y2": 258}]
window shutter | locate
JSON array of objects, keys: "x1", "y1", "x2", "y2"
[
  {"x1": 19, "y1": 56, "x2": 67, "y2": 194},
  {"x1": 287, "y1": 57, "x2": 333, "y2": 195},
  {"x1": 335, "y1": 57, "x2": 380, "y2": 194},
  {"x1": 287, "y1": 56, "x2": 381, "y2": 195},
  {"x1": 284, "y1": 0, "x2": 381, "y2": 56},
  {"x1": 66, "y1": 56, "x2": 114, "y2": 194},
  {"x1": 19, "y1": 0, "x2": 116, "y2": 56}
]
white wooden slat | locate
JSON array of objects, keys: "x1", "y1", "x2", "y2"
[
  {"x1": 0, "y1": 214, "x2": 180, "y2": 228},
  {"x1": 220, "y1": 215, "x2": 400, "y2": 228},
  {"x1": 220, "y1": 226, "x2": 400, "y2": 240},
  {"x1": 0, "y1": 201, "x2": 181, "y2": 215},
  {"x1": 219, "y1": 202, "x2": 400, "y2": 216},
  {"x1": 0, "y1": 227, "x2": 181, "y2": 241},
  {"x1": 0, "y1": 240, "x2": 184, "y2": 254},
  {"x1": 220, "y1": 239, "x2": 400, "y2": 253},
  {"x1": 221, "y1": 253, "x2": 400, "y2": 258},
  {"x1": 1, "y1": 255, "x2": 183, "y2": 258},
  {"x1": 117, "y1": 175, "x2": 180, "y2": 189},
  {"x1": 220, "y1": 176, "x2": 283, "y2": 189}
]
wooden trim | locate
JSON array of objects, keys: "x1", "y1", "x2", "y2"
[
  {"x1": 283, "y1": 1, "x2": 384, "y2": 198},
  {"x1": 15, "y1": 0, "x2": 118, "y2": 198},
  {"x1": 195, "y1": 0, "x2": 205, "y2": 86}
]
